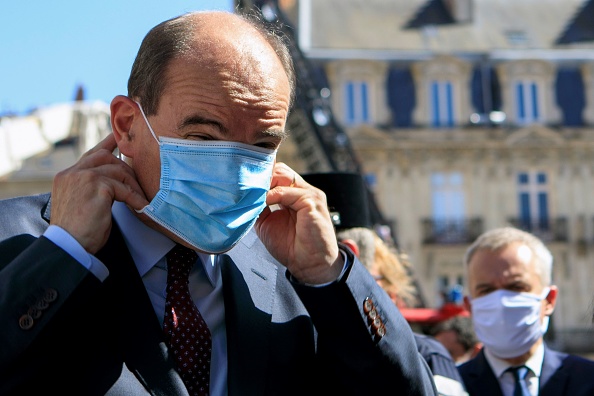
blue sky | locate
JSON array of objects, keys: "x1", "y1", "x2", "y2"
[{"x1": 0, "y1": 1, "x2": 234, "y2": 115}]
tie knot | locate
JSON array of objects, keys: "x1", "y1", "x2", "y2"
[
  {"x1": 166, "y1": 243, "x2": 197, "y2": 279},
  {"x1": 508, "y1": 365, "x2": 529, "y2": 381}
]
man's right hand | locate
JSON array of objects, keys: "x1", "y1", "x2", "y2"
[{"x1": 50, "y1": 134, "x2": 148, "y2": 254}]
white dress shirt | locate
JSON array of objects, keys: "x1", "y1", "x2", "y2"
[{"x1": 484, "y1": 343, "x2": 546, "y2": 396}]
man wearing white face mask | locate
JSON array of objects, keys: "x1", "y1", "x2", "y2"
[{"x1": 458, "y1": 227, "x2": 594, "y2": 396}]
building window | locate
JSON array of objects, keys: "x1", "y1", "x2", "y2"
[
  {"x1": 515, "y1": 80, "x2": 541, "y2": 124},
  {"x1": 411, "y1": 56, "x2": 473, "y2": 127},
  {"x1": 431, "y1": 172, "x2": 465, "y2": 241},
  {"x1": 430, "y1": 80, "x2": 455, "y2": 127},
  {"x1": 432, "y1": 172, "x2": 465, "y2": 221},
  {"x1": 327, "y1": 60, "x2": 389, "y2": 127},
  {"x1": 497, "y1": 60, "x2": 560, "y2": 125},
  {"x1": 517, "y1": 171, "x2": 549, "y2": 231},
  {"x1": 344, "y1": 80, "x2": 369, "y2": 125}
]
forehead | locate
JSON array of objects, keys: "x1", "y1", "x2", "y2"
[
  {"x1": 155, "y1": 48, "x2": 290, "y2": 143},
  {"x1": 161, "y1": 14, "x2": 290, "y2": 109},
  {"x1": 162, "y1": 54, "x2": 290, "y2": 108},
  {"x1": 467, "y1": 242, "x2": 541, "y2": 286}
]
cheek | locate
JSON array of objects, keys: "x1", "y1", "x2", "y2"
[{"x1": 132, "y1": 147, "x2": 162, "y2": 201}]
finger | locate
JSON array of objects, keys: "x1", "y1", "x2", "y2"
[
  {"x1": 266, "y1": 179, "x2": 327, "y2": 216},
  {"x1": 88, "y1": 162, "x2": 149, "y2": 210},
  {"x1": 267, "y1": 163, "x2": 302, "y2": 212},
  {"x1": 74, "y1": 144, "x2": 133, "y2": 177},
  {"x1": 269, "y1": 162, "x2": 299, "y2": 189},
  {"x1": 55, "y1": 155, "x2": 148, "y2": 210},
  {"x1": 107, "y1": 178, "x2": 148, "y2": 211},
  {"x1": 80, "y1": 134, "x2": 118, "y2": 159}
]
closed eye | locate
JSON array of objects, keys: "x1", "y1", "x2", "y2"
[{"x1": 254, "y1": 140, "x2": 281, "y2": 150}]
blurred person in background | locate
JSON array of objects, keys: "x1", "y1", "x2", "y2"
[
  {"x1": 459, "y1": 226, "x2": 594, "y2": 396},
  {"x1": 428, "y1": 315, "x2": 482, "y2": 365}
]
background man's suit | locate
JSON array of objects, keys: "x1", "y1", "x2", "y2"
[
  {"x1": 458, "y1": 346, "x2": 594, "y2": 396},
  {"x1": 0, "y1": 193, "x2": 436, "y2": 395}
]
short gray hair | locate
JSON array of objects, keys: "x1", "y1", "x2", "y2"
[{"x1": 463, "y1": 226, "x2": 553, "y2": 286}]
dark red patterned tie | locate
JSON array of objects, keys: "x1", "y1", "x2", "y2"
[{"x1": 163, "y1": 244, "x2": 212, "y2": 396}]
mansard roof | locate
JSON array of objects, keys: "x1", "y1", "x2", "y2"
[
  {"x1": 556, "y1": 0, "x2": 594, "y2": 44},
  {"x1": 303, "y1": 0, "x2": 593, "y2": 59},
  {"x1": 404, "y1": 0, "x2": 455, "y2": 29}
]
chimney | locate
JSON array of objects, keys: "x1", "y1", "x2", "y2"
[{"x1": 74, "y1": 85, "x2": 85, "y2": 102}]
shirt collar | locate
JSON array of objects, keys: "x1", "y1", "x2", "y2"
[
  {"x1": 485, "y1": 342, "x2": 545, "y2": 378},
  {"x1": 111, "y1": 201, "x2": 218, "y2": 286}
]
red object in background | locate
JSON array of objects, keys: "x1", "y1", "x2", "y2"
[{"x1": 400, "y1": 303, "x2": 469, "y2": 325}]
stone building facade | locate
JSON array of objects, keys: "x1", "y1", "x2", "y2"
[{"x1": 275, "y1": 0, "x2": 594, "y2": 352}]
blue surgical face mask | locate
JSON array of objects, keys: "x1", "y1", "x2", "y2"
[{"x1": 134, "y1": 103, "x2": 276, "y2": 253}]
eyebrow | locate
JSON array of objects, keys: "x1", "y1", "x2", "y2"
[
  {"x1": 473, "y1": 283, "x2": 493, "y2": 292},
  {"x1": 261, "y1": 128, "x2": 289, "y2": 140},
  {"x1": 474, "y1": 279, "x2": 530, "y2": 292},
  {"x1": 505, "y1": 280, "x2": 531, "y2": 290},
  {"x1": 179, "y1": 115, "x2": 288, "y2": 141},
  {"x1": 180, "y1": 115, "x2": 225, "y2": 132}
]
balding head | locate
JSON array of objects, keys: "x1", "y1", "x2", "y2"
[{"x1": 127, "y1": 10, "x2": 295, "y2": 116}]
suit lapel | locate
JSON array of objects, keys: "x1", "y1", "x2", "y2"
[
  {"x1": 96, "y1": 222, "x2": 188, "y2": 396},
  {"x1": 465, "y1": 350, "x2": 504, "y2": 396},
  {"x1": 220, "y1": 236, "x2": 278, "y2": 396},
  {"x1": 41, "y1": 195, "x2": 186, "y2": 394},
  {"x1": 540, "y1": 347, "x2": 568, "y2": 396}
]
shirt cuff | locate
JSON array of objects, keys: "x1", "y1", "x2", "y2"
[{"x1": 43, "y1": 225, "x2": 109, "y2": 281}]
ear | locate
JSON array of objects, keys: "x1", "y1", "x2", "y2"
[
  {"x1": 463, "y1": 295, "x2": 471, "y2": 313},
  {"x1": 110, "y1": 95, "x2": 138, "y2": 158},
  {"x1": 341, "y1": 238, "x2": 360, "y2": 257},
  {"x1": 543, "y1": 285, "x2": 558, "y2": 316},
  {"x1": 471, "y1": 343, "x2": 483, "y2": 358}
]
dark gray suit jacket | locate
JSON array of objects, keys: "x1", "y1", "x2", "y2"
[
  {"x1": 0, "y1": 193, "x2": 437, "y2": 395},
  {"x1": 458, "y1": 345, "x2": 594, "y2": 396}
]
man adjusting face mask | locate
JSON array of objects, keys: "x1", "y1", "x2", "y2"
[{"x1": 135, "y1": 102, "x2": 276, "y2": 254}]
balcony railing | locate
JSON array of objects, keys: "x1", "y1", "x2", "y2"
[
  {"x1": 506, "y1": 217, "x2": 568, "y2": 242},
  {"x1": 422, "y1": 218, "x2": 484, "y2": 245}
]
